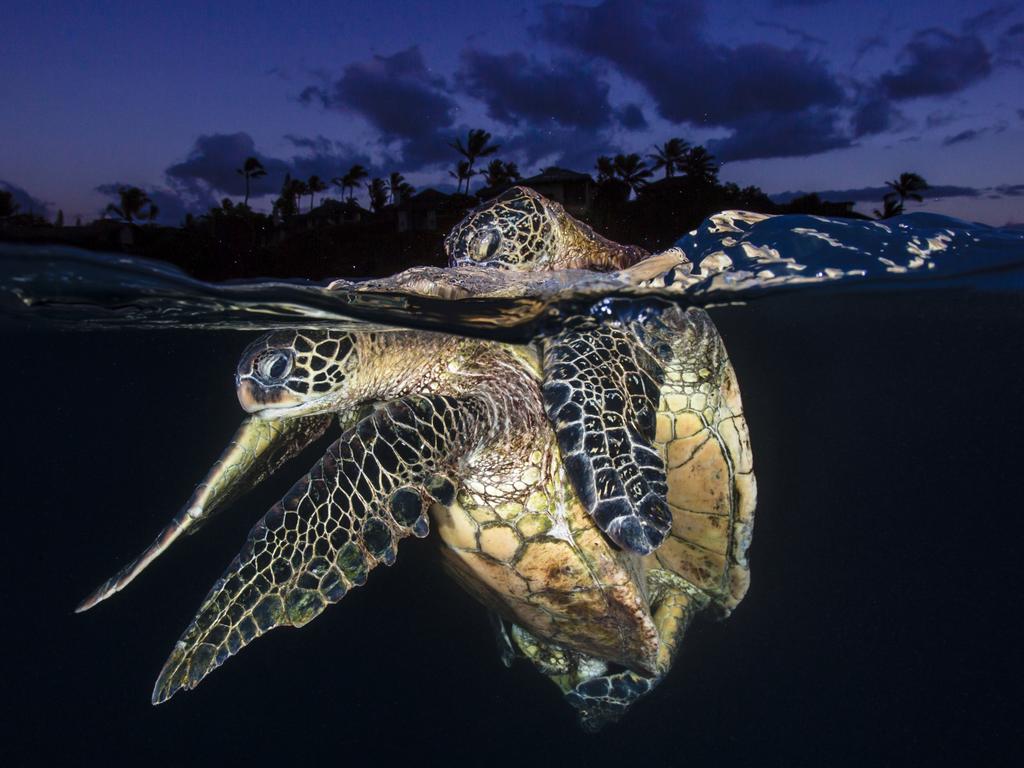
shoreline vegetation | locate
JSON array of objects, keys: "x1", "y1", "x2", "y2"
[{"x1": 0, "y1": 131, "x2": 929, "y2": 282}]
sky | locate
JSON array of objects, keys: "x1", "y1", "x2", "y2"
[{"x1": 1, "y1": 0, "x2": 1022, "y2": 225}]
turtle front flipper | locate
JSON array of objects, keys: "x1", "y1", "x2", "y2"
[
  {"x1": 76, "y1": 414, "x2": 332, "y2": 613},
  {"x1": 542, "y1": 314, "x2": 671, "y2": 554},
  {"x1": 152, "y1": 394, "x2": 482, "y2": 704}
]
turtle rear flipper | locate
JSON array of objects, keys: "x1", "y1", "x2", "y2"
[
  {"x1": 152, "y1": 394, "x2": 482, "y2": 703},
  {"x1": 542, "y1": 316, "x2": 670, "y2": 554},
  {"x1": 76, "y1": 414, "x2": 332, "y2": 613}
]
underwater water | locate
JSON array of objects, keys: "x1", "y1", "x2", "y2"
[{"x1": 2, "y1": 211, "x2": 1023, "y2": 766}]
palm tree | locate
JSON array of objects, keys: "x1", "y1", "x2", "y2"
[
  {"x1": 273, "y1": 173, "x2": 299, "y2": 218},
  {"x1": 612, "y1": 153, "x2": 653, "y2": 197},
  {"x1": 449, "y1": 129, "x2": 500, "y2": 186},
  {"x1": 681, "y1": 146, "x2": 718, "y2": 185},
  {"x1": 332, "y1": 164, "x2": 368, "y2": 202},
  {"x1": 306, "y1": 175, "x2": 327, "y2": 211},
  {"x1": 884, "y1": 172, "x2": 928, "y2": 208},
  {"x1": 648, "y1": 138, "x2": 690, "y2": 179},
  {"x1": 290, "y1": 179, "x2": 309, "y2": 212},
  {"x1": 482, "y1": 159, "x2": 521, "y2": 188},
  {"x1": 874, "y1": 196, "x2": 904, "y2": 219},
  {"x1": 367, "y1": 178, "x2": 389, "y2": 212},
  {"x1": 449, "y1": 160, "x2": 477, "y2": 194},
  {"x1": 595, "y1": 156, "x2": 616, "y2": 183},
  {"x1": 105, "y1": 186, "x2": 158, "y2": 223},
  {"x1": 386, "y1": 172, "x2": 414, "y2": 204},
  {"x1": 235, "y1": 156, "x2": 267, "y2": 207}
]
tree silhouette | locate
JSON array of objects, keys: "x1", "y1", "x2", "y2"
[
  {"x1": 273, "y1": 173, "x2": 298, "y2": 218},
  {"x1": 681, "y1": 146, "x2": 718, "y2": 185},
  {"x1": 884, "y1": 172, "x2": 928, "y2": 208},
  {"x1": 595, "y1": 156, "x2": 616, "y2": 183},
  {"x1": 449, "y1": 129, "x2": 500, "y2": 191},
  {"x1": 386, "y1": 172, "x2": 414, "y2": 204},
  {"x1": 449, "y1": 160, "x2": 478, "y2": 194},
  {"x1": 481, "y1": 159, "x2": 522, "y2": 188},
  {"x1": 55, "y1": 209, "x2": 64, "y2": 227},
  {"x1": 306, "y1": 175, "x2": 327, "y2": 211},
  {"x1": 612, "y1": 153, "x2": 653, "y2": 196},
  {"x1": 367, "y1": 178, "x2": 389, "y2": 212},
  {"x1": 649, "y1": 138, "x2": 691, "y2": 178},
  {"x1": 235, "y1": 156, "x2": 267, "y2": 208},
  {"x1": 0, "y1": 190, "x2": 18, "y2": 218},
  {"x1": 333, "y1": 164, "x2": 368, "y2": 202},
  {"x1": 874, "y1": 196, "x2": 904, "y2": 219},
  {"x1": 105, "y1": 186, "x2": 158, "y2": 223},
  {"x1": 290, "y1": 179, "x2": 309, "y2": 213}
]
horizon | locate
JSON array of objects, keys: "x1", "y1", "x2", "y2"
[{"x1": 2, "y1": 0, "x2": 1023, "y2": 226}]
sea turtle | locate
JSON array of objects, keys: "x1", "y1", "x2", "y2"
[
  {"x1": 437, "y1": 186, "x2": 717, "y2": 558},
  {"x1": 78, "y1": 312, "x2": 754, "y2": 730}
]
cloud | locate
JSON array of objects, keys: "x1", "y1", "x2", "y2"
[
  {"x1": 536, "y1": 0, "x2": 844, "y2": 128},
  {"x1": 500, "y1": 125, "x2": 617, "y2": 174},
  {"x1": 962, "y1": 4, "x2": 1017, "y2": 34},
  {"x1": 753, "y1": 20, "x2": 826, "y2": 48},
  {"x1": 0, "y1": 180, "x2": 51, "y2": 216},
  {"x1": 850, "y1": 94, "x2": 904, "y2": 137},
  {"x1": 772, "y1": 184, "x2": 983, "y2": 203},
  {"x1": 878, "y1": 29, "x2": 992, "y2": 100},
  {"x1": 710, "y1": 108, "x2": 851, "y2": 162},
  {"x1": 299, "y1": 46, "x2": 458, "y2": 169},
  {"x1": 166, "y1": 132, "x2": 290, "y2": 198},
  {"x1": 943, "y1": 128, "x2": 984, "y2": 146},
  {"x1": 995, "y1": 183, "x2": 1024, "y2": 196},
  {"x1": 614, "y1": 103, "x2": 647, "y2": 130},
  {"x1": 457, "y1": 50, "x2": 620, "y2": 130},
  {"x1": 95, "y1": 182, "x2": 214, "y2": 226}
]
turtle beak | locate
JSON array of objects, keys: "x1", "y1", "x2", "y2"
[
  {"x1": 236, "y1": 377, "x2": 262, "y2": 413},
  {"x1": 236, "y1": 376, "x2": 304, "y2": 415}
]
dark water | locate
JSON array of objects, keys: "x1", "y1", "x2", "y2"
[{"x1": 3, "y1": 212, "x2": 1023, "y2": 766}]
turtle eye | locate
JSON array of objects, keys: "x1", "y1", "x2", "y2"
[
  {"x1": 257, "y1": 350, "x2": 292, "y2": 382},
  {"x1": 475, "y1": 229, "x2": 501, "y2": 262}
]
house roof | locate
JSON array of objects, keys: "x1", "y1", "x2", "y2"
[{"x1": 520, "y1": 167, "x2": 594, "y2": 185}]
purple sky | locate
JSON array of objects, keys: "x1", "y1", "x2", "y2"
[{"x1": 2, "y1": 0, "x2": 1022, "y2": 225}]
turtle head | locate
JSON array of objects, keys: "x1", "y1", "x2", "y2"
[
  {"x1": 236, "y1": 330, "x2": 359, "y2": 419},
  {"x1": 445, "y1": 186, "x2": 559, "y2": 270}
]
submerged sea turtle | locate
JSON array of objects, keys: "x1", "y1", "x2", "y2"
[{"x1": 78, "y1": 311, "x2": 753, "y2": 729}]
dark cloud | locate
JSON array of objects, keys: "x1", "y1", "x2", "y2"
[
  {"x1": 879, "y1": 29, "x2": 992, "y2": 100},
  {"x1": 457, "y1": 50, "x2": 617, "y2": 130},
  {"x1": 850, "y1": 95, "x2": 903, "y2": 137},
  {"x1": 995, "y1": 183, "x2": 1024, "y2": 196},
  {"x1": 753, "y1": 20, "x2": 826, "y2": 47},
  {"x1": 962, "y1": 4, "x2": 1017, "y2": 34},
  {"x1": 710, "y1": 108, "x2": 851, "y2": 162},
  {"x1": 0, "y1": 180, "x2": 51, "y2": 216},
  {"x1": 943, "y1": 128, "x2": 983, "y2": 146},
  {"x1": 95, "y1": 182, "x2": 214, "y2": 226},
  {"x1": 166, "y1": 132, "x2": 290, "y2": 198},
  {"x1": 536, "y1": 0, "x2": 844, "y2": 128},
  {"x1": 614, "y1": 103, "x2": 647, "y2": 130},
  {"x1": 299, "y1": 46, "x2": 458, "y2": 169},
  {"x1": 998, "y1": 21, "x2": 1024, "y2": 63},
  {"x1": 500, "y1": 126, "x2": 617, "y2": 174},
  {"x1": 772, "y1": 184, "x2": 982, "y2": 203},
  {"x1": 163, "y1": 132, "x2": 376, "y2": 206},
  {"x1": 853, "y1": 35, "x2": 888, "y2": 67},
  {"x1": 299, "y1": 47, "x2": 456, "y2": 139}
]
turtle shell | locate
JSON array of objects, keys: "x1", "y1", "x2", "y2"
[{"x1": 642, "y1": 306, "x2": 756, "y2": 614}]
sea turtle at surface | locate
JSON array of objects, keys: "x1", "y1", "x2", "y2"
[{"x1": 77, "y1": 311, "x2": 754, "y2": 730}]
